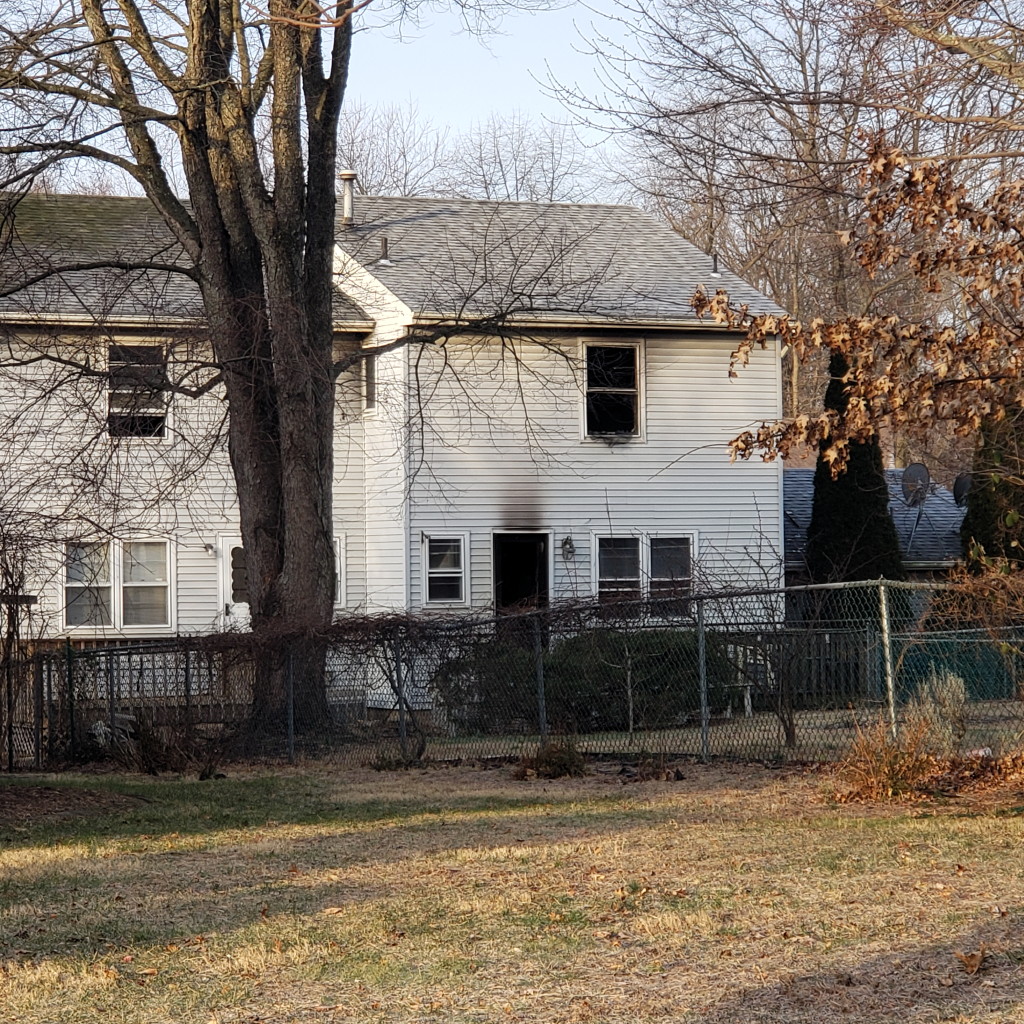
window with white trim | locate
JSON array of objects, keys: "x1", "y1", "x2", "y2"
[
  {"x1": 65, "y1": 539, "x2": 171, "y2": 629},
  {"x1": 122, "y1": 541, "x2": 170, "y2": 625},
  {"x1": 649, "y1": 537, "x2": 692, "y2": 613},
  {"x1": 65, "y1": 542, "x2": 112, "y2": 626},
  {"x1": 363, "y1": 351, "x2": 377, "y2": 411},
  {"x1": 585, "y1": 344, "x2": 639, "y2": 437},
  {"x1": 107, "y1": 344, "x2": 168, "y2": 438},
  {"x1": 597, "y1": 537, "x2": 641, "y2": 602},
  {"x1": 334, "y1": 536, "x2": 346, "y2": 606},
  {"x1": 425, "y1": 536, "x2": 466, "y2": 603},
  {"x1": 596, "y1": 535, "x2": 693, "y2": 609}
]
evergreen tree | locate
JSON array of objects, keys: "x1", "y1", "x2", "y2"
[
  {"x1": 806, "y1": 352, "x2": 905, "y2": 583},
  {"x1": 961, "y1": 413, "x2": 1024, "y2": 566}
]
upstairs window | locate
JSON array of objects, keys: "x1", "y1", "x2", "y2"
[
  {"x1": 586, "y1": 345, "x2": 639, "y2": 437},
  {"x1": 108, "y1": 344, "x2": 167, "y2": 438}
]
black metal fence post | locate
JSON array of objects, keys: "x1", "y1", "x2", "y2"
[
  {"x1": 183, "y1": 648, "x2": 193, "y2": 741},
  {"x1": 66, "y1": 640, "x2": 76, "y2": 761},
  {"x1": 5, "y1": 641, "x2": 13, "y2": 773},
  {"x1": 394, "y1": 639, "x2": 407, "y2": 760},
  {"x1": 107, "y1": 650, "x2": 116, "y2": 744},
  {"x1": 33, "y1": 654, "x2": 43, "y2": 770}
]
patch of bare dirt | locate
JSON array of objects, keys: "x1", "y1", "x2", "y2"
[{"x1": 0, "y1": 784, "x2": 141, "y2": 826}]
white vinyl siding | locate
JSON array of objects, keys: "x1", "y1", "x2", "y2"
[{"x1": 406, "y1": 332, "x2": 783, "y2": 609}]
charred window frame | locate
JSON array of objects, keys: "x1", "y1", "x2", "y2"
[
  {"x1": 585, "y1": 343, "x2": 641, "y2": 438},
  {"x1": 108, "y1": 344, "x2": 168, "y2": 438}
]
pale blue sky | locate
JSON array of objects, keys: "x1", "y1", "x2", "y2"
[{"x1": 347, "y1": 2, "x2": 624, "y2": 131}]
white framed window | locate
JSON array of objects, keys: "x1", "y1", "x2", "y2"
[
  {"x1": 423, "y1": 534, "x2": 469, "y2": 604},
  {"x1": 122, "y1": 540, "x2": 170, "y2": 626},
  {"x1": 65, "y1": 541, "x2": 112, "y2": 626},
  {"x1": 597, "y1": 537, "x2": 641, "y2": 602},
  {"x1": 334, "y1": 535, "x2": 346, "y2": 607},
  {"x1": 584, "y1": 343, "x2": 642, "y2": 439},
  {"x1": 65, "y1": 539, "x2": 172, "y2": 630},
  {"x1": 649, "y1": 536, "x2": 693, "y2": 614},
  {"x1": 594, "y1": 533, "x2": 694, "y2": 609},
  {"x1": 107, "y1": 344, "x2": 168, "y2": 438},
  {"x1": 362, "y1": 350, "x2": 377, "y2": 412}
]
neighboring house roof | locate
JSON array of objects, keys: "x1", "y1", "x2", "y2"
[
  {"x1": 336, "y1": 195, "x2": 783, "y2": 327},
  {"x1": 0, "y1": 193, "x2": 367, "y2": 326},
  {"x1": 784, "y1": 467, "x2": 965, "y2": 571}
]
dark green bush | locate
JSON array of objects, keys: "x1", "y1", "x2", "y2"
[
  {"x1": 545, "y1": 628, "x2": 732, "y2": 732},
  {"x1": 431, "y1": 640, "x2": 538, "y2": 734},
  {"x1": 431, "y1": 627, "x2": 735, "y2": 736}
]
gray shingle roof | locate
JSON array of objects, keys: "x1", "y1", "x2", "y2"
[
  {"x1": 337, "y1": 195, "x2": 781, "y2": 325},
  {"x1": 0, "y1": 194, "x2": 202, "y2": 322},
  {"x1": 784, "y1": 467, "x2": 965, "y2": 570},
  {"x1": 0, "y1": 192, "x2": 780, "y2": 329},
  {"x1": 0, "y1": 193, "x2": 367, "y2": 325}
]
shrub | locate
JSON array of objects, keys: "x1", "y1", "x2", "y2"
[
  {"x1": 544, "y1": 628, "x2": 732, "y2": 733},
  {"x1": 513, "y1": 739, "x2": 587, "y2": 779},
  {"x1": 431, "y1": 626, "x2": 735, "y2": 737},
  {"x1": 431, "y1": 640, "x2": 538, "y2": 734},
  {"x1": 834, "y1": 714, "x2": 934, "y2": 801},
  {"x1": 904, "y1": 669, "x2": 969, "y2": 757}
]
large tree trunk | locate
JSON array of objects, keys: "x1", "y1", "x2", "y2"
[{"x1": 172, "y1": 1, "x2": 351, "y2": 731}]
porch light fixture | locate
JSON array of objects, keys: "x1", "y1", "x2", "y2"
[{"x1": 561, "y1": 535, "x2": 576, "y2": 561}]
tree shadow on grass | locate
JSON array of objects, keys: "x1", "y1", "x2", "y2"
[
  {"x1": 674, "y1": 915, "x2": 1024, "y2": 1023},
  {"x1": 0, "y1": 760, "x2": 799, "y2": 851}
]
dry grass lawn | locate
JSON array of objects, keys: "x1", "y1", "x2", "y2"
[{"x1": 3, "y1": 761, "x2": 1024, "y2": 1023}]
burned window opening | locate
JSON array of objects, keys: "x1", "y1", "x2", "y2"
[
  {"x1": 586, "y1": 345, "x2": 639, "y2": 437},
  {"x1": 108, "y1": 344, "x2": 168, "y2": 438}
]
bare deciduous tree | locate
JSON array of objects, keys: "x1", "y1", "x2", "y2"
[
  {"x1": 337, "y1": 102, "x2": 610, "y2": 202},
  {"x1": 571, "y1": 0, "x2": 1024, "y2": 450},
  {"x1": 0, "y1": 0, "x2": 561, "y2": 726}
]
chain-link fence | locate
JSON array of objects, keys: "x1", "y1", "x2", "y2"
[{"x1": 5, "y1": 580, "x2": 1023, "y2": 770}]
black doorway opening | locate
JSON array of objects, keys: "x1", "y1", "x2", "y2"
[{"x1": 493, "y1": 533, "x2": 549, "y2": 612}]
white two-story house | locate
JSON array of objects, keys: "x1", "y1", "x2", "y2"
[{"x1": 0, "y1": 188, "x2": 783, "y2": 639}]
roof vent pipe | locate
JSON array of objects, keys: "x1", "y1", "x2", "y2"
[{"x1": 340, "y1": 169, "x2": 357, "y2": 226}]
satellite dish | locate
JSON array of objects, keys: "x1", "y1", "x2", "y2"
[
  {"x1": 902, "y1": 462, "x2": 931, "y2": 507},
  {"x1": 953, "y1": 472, "x2": 972, "y2": 507}
]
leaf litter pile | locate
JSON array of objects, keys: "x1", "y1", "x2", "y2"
[{"x1": 2, "y1": 762, "x2": 1024, "y2": 1023}]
